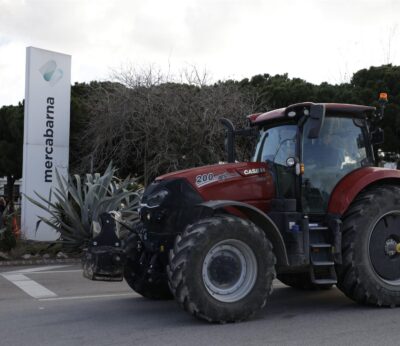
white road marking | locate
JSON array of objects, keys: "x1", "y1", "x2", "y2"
[
  {"x1": 29, "y1": 269, "x2": 81, "y2": 275},
  {"x1": 39, "y1": 292, "x2": 137, "y2": 301},
  {"x1": 1, "y1": 265, "x2": 132, "y2": 300},
  {"x1": 1, "y1": 273, "x2": 57, "y2": 299},
  {"x1": 0, "y1": 265, "x2": 72, "y2": 299},
  {"x1": 4, "y1": 265, "x2": 72, "y2": 274}
]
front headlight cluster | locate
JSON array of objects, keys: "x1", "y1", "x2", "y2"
[{"x1": 142, "y1": 189, "x2": 169, "y2": 208}]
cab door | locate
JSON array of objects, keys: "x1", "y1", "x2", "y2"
[
  {"x1": 255, "y1": 124, "x2": 299, "y2": 201},
  {"x1": 301, "y1": 116, "x2": 370, "y2": 213}
]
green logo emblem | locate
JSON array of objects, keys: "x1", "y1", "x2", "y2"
[{"x1": 39, "y1": 60, "x2": 63, "y2": 86}]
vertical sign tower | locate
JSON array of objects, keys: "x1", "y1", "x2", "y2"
[{"x1": 21, "y1": 47, "x2": 71, "y2": 240}]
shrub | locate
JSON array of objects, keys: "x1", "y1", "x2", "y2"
[
  {"x1": 0, "y1": 208, "x2": 17, "y2": 252},
  {"x1": 25, "y1": 163, "x2": 141, "y2": 251}
]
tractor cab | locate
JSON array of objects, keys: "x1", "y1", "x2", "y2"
[{"x1": 249, "y1": 103, "x2": 376, "y2": 214}]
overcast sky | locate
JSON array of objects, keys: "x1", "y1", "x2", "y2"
[{"x1": 0, "y1": 0, "x2": 399, "y2": 106}]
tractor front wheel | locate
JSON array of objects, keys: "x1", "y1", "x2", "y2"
[
  {"x1": 167, "y1": 215, "x2": 276, "y2": 323},
  {"x1": 337, "y1": 185, "x2": 400, "y2": 306}
]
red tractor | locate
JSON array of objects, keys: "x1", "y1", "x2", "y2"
[{"x1": 83, "y1": 94, "x2": 400, "y2": 323}]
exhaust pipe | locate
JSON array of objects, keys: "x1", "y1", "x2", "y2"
[{"x1": 220, "y1": 118, "x2": 235, "y2": 163}]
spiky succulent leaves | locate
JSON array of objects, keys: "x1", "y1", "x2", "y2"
[{"x1": 24, "y1": 162, "x2": 141, "y2": 249}]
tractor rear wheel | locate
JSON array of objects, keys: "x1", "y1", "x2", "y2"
[
  {"x1": 278, "y1": 273, "x2": 333, "y2": 290},
  {"x1": 337, "y1": 185, "x2": 400, "y2": 306},
  {"x1": 167, "y1": 215, "x2": 276, "y2": 323}
]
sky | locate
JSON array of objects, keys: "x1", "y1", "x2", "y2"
[{"x1": 0, "y1": 0, "x2": 399, "y2": 107}]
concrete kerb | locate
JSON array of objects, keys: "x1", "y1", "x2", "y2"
[{"x1": 0, "y1": 258, "x2": 81, "y2": 267}]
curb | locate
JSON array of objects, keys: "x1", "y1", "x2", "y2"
[{"x1": 0, "y1": 258, "x2": 81, "y2": 267}]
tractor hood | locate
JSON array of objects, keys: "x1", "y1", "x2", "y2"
[{"x1": 156, "y1": 162, "x2": 275, "y2": 212}]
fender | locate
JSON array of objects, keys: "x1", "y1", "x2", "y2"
[
  {"x1": 328, "y1": 167, "x2": 400, "y2": 215},
  {"x1": 198, "y1": 200, "x2": 289, "y2": 266}
]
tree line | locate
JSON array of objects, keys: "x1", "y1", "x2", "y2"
[{"x1": 1, "y1": 64, "x2": 400, "y2": 193}]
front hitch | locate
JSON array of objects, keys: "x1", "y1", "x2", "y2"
[{"x1": 82, "y1": 213, "x2": 125, "y2": 281}]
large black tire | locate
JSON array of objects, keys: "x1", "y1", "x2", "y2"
[
  {"x1": 336, "y1": 185, "x2": 400, "y2": 306},
  {"x1": 123, "y1": 234, "x2": 172, "y2": 300},
  {"x1": 278, "y1": 273, "x2": 333, "y2": 290},
  {"x1": 167, "y1": 215, "x2": 276, "y2": 323}
]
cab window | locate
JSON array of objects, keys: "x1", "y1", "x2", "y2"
[
  {"x1": 256, "y1": 124, "x2": 297, "y2": 198},
  {"x1": 257, "y1": 125, "x2": 297, "y2": 164},
  {"x1": 302, "y1": 116, "x2": 368, "y2": 213}
]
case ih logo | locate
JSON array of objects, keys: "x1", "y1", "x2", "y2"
[{"x1": 243, "y1": 168, "x2": 266, "y2": 175}]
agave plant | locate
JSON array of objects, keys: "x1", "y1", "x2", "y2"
[{"x1": 25, "y1": 163, "x2": 142, "y2": 250}]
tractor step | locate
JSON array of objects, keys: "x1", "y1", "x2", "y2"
[
  {"x1": 311, "y1": 260, "x2": 335, "y2": 266},
  {"x1": 309, "y1": 226, "x2": 329, "y2": 231},
  {"x1": 310, "y1": 265, "x2": 337, "y2": 284},
  {"x1": 312, "y1": 278, "x2": 337, "y2": 285},
  {"x1": 310, "y1": 243, "x2": 331, "y2": 248},
  {"x1": 309, "y1": 223, "x2": 337, "y2": 285}
]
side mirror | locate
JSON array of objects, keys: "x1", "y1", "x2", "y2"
[
  {"x1": 371, "y1": 127, "x2": 384, "y2": 145},
  {"x1": 307, "y1": 104, "x2": 326, "y2": 139}
]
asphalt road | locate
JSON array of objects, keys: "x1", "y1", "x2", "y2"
[{"x1": 1, "y1": 264, "x2": 400, "y2": 346}]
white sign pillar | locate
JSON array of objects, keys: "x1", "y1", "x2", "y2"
[{"x1": 21, "y1": 47, "x2": 71, "y2": 240}]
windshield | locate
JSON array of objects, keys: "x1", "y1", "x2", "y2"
[{"x1": 253, "y1": 124, "x2": 297, "y2": 164}]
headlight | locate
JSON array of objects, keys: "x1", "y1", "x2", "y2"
[
  {"x1": 91, "y1": 220, "x2": 101, "y2": 237},
  {"x1": 143, "y1": 189, "x2": 169, "y2": 208}
]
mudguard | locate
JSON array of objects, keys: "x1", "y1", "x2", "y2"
[
  {"x1": 197, "y1": 200, "x2": 289, "y2": 266},
  {"x1": 328, "y1": 167, "x2": 400, "y2": 215}
]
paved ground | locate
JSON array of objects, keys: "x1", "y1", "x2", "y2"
[{"x1": 1, "y1": 265, "x2": 400, "y2": 346}]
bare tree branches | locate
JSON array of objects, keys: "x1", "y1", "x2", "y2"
[{"x1": 77, "y1": 67, "x2": 256, "y2": 184}]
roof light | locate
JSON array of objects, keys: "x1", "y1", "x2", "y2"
[
  {"x1": 379, "y1": 92, "x2": 388, "y2": 102},
  {"x1": 288, "y1": 111, "x2": 296, "y2": 117}
]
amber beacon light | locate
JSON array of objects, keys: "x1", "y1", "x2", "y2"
[{"x1": 379, "y1": 92, "x2": 388, "y2": 102}]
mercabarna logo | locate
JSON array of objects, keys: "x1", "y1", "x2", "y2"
[{"x1": 39, "y1": 60, "x2": 63, "y2": 86}]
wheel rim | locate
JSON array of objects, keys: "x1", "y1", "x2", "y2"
[
  {"x1": 202, "y1": 239, "x2": 257, "y2": 303},
  {"x1": 369, "y1": 211, "x2": 400, "y2": 285}
]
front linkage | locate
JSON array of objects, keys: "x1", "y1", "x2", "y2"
[
  {"x1": 82, "y1": 212, "x2": 170, "y2": 295},
  {"x1": 82, "y1": 213, "x2": 127, "y2": 282}
]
